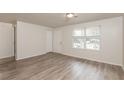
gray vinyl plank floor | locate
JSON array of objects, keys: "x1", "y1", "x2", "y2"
[{"x1": 0, "y1": 52, "x2": 124, "y2": 80}]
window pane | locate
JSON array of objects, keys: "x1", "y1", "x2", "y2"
[
  {"x1": 72, "y1": 37, "x2": 85, "y2": 48},
  {"x1": 73, "y1": 30, "x2": 84, "y2": 36},
  {"x1": 86, "y1": 38, "x2": 100, "y2": 50},
  {"x1": 86, "y1": 26, "x2": 100, "y2": 36}
]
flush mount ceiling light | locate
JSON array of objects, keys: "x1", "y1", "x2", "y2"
[{"x1": 65, "y1": 13, "x2": 77, "y2": 18}]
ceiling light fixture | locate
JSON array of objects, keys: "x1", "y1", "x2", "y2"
[{"x1": 66, "y1": 13, "x2": 75, "y2": 18}]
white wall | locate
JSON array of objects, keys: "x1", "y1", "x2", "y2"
[
  {"x1": 53, "y1": 30, "x2": 63, "y2": 53},
  {"x1": 0, "y1": 22, "x2": 14, "y2": 59},
  {"x1": 16, "y1": 21, "x2": 52, "y2": 60},
  {"x1": 46, "y1": 30, "x2": 53, "y2": 52},
  {"x1": 53, "y1": 17, "x2": 123, "y2": 66}
]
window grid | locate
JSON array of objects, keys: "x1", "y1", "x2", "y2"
[{"x1": 72, "y1": 26, "x2": 100, "y2": 50}]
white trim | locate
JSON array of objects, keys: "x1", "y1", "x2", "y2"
[
  {"x1": 58, "y1": 52, "x2": 122, "y2": 66},
  {"x1": 0, "y1": 56, "x2": 15, "y2": 64},
  {"x1": 16, "y1": 52, "x2": 47, "y2": 61}
]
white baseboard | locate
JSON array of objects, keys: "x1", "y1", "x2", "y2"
[
  {"x1": 16, "y1": 52, "x2": 48, "y2": 61},
  {"x1": 0, "y1": 56, "x2": 15, "y2": 64},
  {"x1": 57, "y1": 52, "x2": 122, "y2": 67}
]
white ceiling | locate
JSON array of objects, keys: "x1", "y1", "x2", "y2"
[{"x1": 0, "y1": 13, "x2": 123, "y2": 28}]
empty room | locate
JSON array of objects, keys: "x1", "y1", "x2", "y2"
[{"x1": 0, "y1": 13, "x2": 124, "y2": 80}]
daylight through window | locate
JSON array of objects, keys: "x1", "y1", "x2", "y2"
[{"x1": 72, "y1": 26, "x2": 100, "y2": 50}]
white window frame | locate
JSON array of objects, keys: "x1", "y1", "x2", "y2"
[{"x1": 72, "y1": 26, "x2": 101, "y2": 51}]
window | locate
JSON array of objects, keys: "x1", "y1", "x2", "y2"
[
  {"x1": 72, "y1": 26, "x2": 100, "y2": 50},
  {"x1": 72, "y1": 29, "x2": 85, "y2": 48}
]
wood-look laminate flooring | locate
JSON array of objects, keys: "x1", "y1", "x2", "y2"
[{"x1": 0, "y1": 52, "x2": 124, "y2": 80}]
